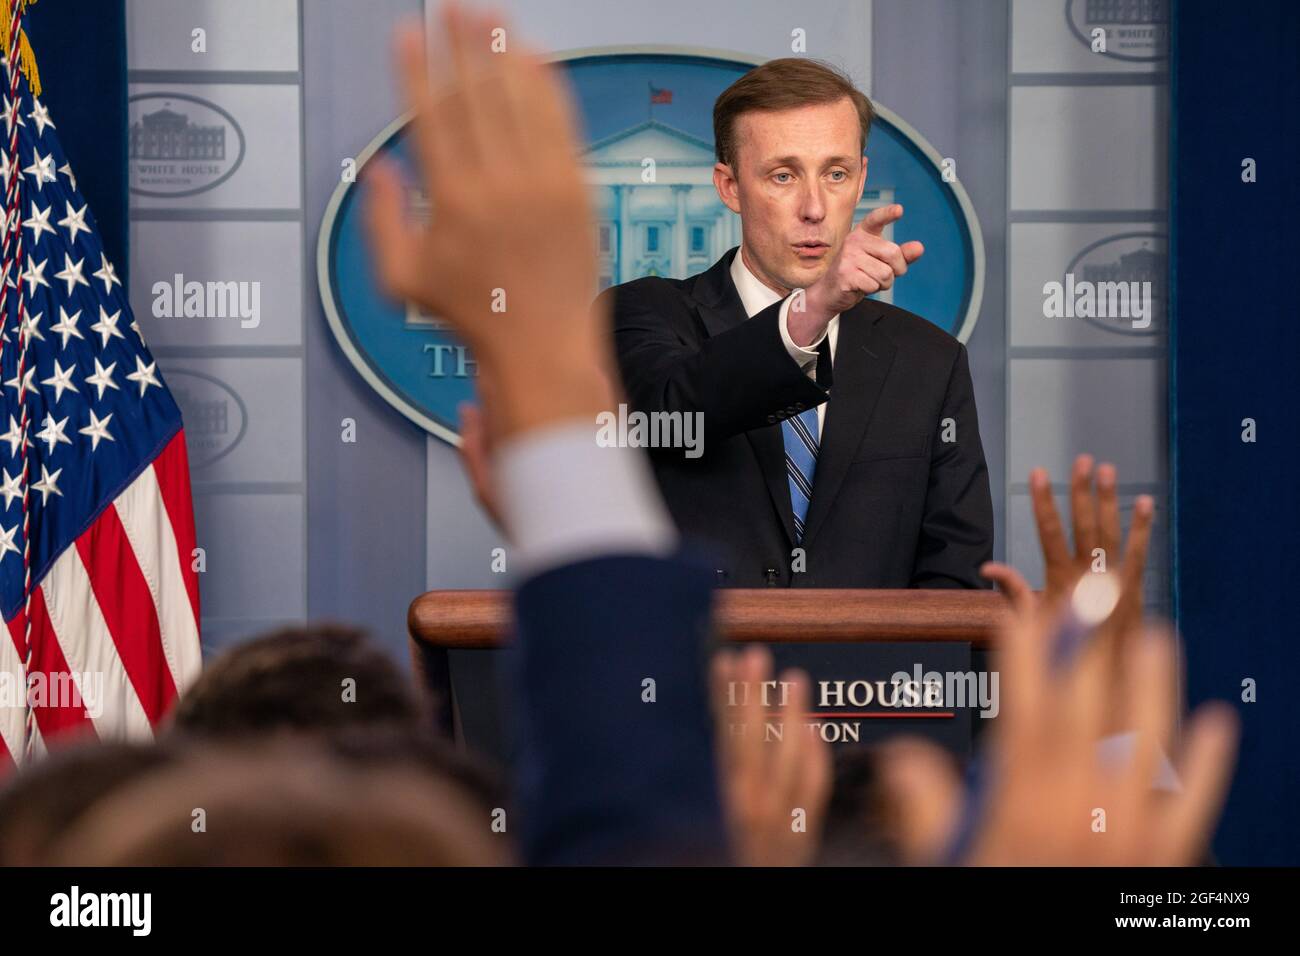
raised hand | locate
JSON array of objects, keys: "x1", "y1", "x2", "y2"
[
  {"x1": 365, "y1": 2, "x2": 615, "y2": 441},
  {"x1": 965, "y1": 602, "x2": 1238, "y2": 866},
  {"x1": 711, "y1": 645, "x2": 832, "y2": 866},
  {"x1": 878, "y1": 591, "x2": 1238, "y2": 866},
  {"x1": 981, "y1": 455, "x2": 1156, "y2": 723}
]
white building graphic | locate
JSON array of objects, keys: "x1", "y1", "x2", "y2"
[
  {"x1": 587, "y1": 118, "x2": 896, "y2": 294},
  {"x1": 407, "y1": 118, "x2": 895, "y2": 328}
]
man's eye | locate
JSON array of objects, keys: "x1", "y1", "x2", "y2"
[
  {"x1": 774, "y1": 172, "x2": 792, "y2": 183},
  {"x1": 829, "y1": 170, "x2": 847, "y2": 182}
]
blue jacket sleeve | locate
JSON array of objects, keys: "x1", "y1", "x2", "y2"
[{"x1": 508, "y1": 552, "x2": 727, "y2": 865}]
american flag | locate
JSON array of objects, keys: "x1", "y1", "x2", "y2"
[
  {"x1": 649, "y1": 84, "x2": 673, "y2": 105},
  {"x1": 0, "y1": 49, "x2": 201, "y2": 767}
]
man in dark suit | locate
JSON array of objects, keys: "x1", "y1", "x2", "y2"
[{"x1": 603, "y1": 58, "x2": 993, "y2": 589}]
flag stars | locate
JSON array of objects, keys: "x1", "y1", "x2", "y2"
[
  {"x1": 57, "y1": 201, "x2": 90, "y2": 244},
  {"x1": 41, "y1": 359, "x2": 79, "y2": 403},
  {"x1": 23, "y1": 201, "x2": 55, "y2": 241},
  {"x1": 58, "y1": 162, "x2": 76, "y2": 192},
  {"x1": 27, "y1": 98, "x2": 54, "y2": 137},
  {"x1": 4, "y1": 366, "x2": 36, "y2": 397},
  {"x1": 0, "y1": 468, "x2": 20, "y2": 511},
  {"x1": 23, "y1": 149, "x2": 55, "y2": 191},
  {"x1": 126, "y1": 356, "x2": 161, "y2": 397},
  {"x1": 54, "y1": 253, "x2": 90, "y2": 296},
  {"x1": 32, "y1": 464, "x2": 63, "y2": 505},
  {"x1": 85, "y1": 357, "x2": 120, "y2": 400},
  {"x1": 0, "y1": 416, "x2": 28, "y2": 456},
  {"x1": 1, "y1": 95, "x2": 25, "y2": 133},
  {"x1": 90, "y1": 306, "x2": 125, "y2": 348},
  {"x1": 93, "y1": 253, "x2": 121, "y2": 294},
  {"x1": 79, "y1": 410, "x2": 115, "y2": 451},
  {"x1": 0, "y1": 523, "x2": 18, "y2": 562},
  {"x1": 50, "y1": 307, "x2": 84, "y2": 348},
  {"x1": 21, "y1": 310, "x2": 44, "y2": 343},
  {"x1": 36, "y1": 413, "x2": 73, "y2": 455},
  {"x1": 21, "y1": 255, "x2": 49, "y2": 294}
]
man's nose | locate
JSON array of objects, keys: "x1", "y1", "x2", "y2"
[{"x1": 798, "y1": 185, "x2": 827, "y2": 221}]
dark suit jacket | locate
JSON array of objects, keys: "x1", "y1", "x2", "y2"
[
  {"x1": 510, "y1": 552, "x2": 726, "y2": 865},
  {"x1": 601, "y1": 248, "x2": 994, "y2": 589}
]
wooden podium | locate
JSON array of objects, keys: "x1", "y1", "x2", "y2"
[
  {"x1": 408, "y1": 588, "x2": 1006, "y2": 649},
  {"x1": 408, "y1": 589, "x2": 1008, "y2": 756}
]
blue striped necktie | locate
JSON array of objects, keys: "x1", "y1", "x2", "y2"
[{"x1": 782, "y1": 408, "x2": 820, "y2": 543}]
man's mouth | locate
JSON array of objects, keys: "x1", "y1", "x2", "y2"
[{"x1": 792, "y1": 241, "x2": 830, "y2": 258}]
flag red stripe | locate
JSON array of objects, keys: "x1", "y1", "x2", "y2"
[
  {"x1": 75, "y1": 504, "x2": 177, "y2": 725},
  {"x1": 6, "y1": 596, "x2": 97, "y2": 742},
  {"x1": 151, "y1": 431, "x2": 200, "y2": 627}
]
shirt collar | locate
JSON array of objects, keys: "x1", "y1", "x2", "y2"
[{"x1": 729, "y1": 247, "x2": 784, "y2": 319}]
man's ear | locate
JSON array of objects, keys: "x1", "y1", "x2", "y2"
[
  {"x1": 857, "y1": 155, "x2": 868, "y2": 202},
  {"x1": 713, "y1": 161, "x2": 742, "y2": 214}
]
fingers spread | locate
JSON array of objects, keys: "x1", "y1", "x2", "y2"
[
  {"x1": 772, "y1": 670, "x2": 814, "y2": 814},
  {"x1": 395, "y1": 21, "x2": 453, "y2": 190},
  {"x1": 1122, "y1": 494, "x2": 1156, "y2": 595},
  {"x1": 1159, "y1": 703, "x2": 1239, "y2": 864},
  {"x1": 363, "y1": 158, "x2": 423, "y2": 303},
  {"x1": 1029, "y1": 467, "x2": 1073, "y2": 577},
  {"x1": 1121, "y1": 625, "x2": 1177, "y2": 809},
  {"x1": 979, "y1": 561, "x2": 1036, "y2": 619},
  {"x1": 1069, "y1": 454, "x2": 1099, "y2": 564},
  {"x1": 1096, "y1": 462, "x2": 1121, "y2": 562}
]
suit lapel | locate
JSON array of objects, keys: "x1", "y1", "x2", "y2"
[
  {"x1": 801, "y1": 301, "x2": 897, "y2": 548},
  {"x1": 695, "y1": 248, "x2": 747, "y2": 338},
  {"x1": 692, "y1": 248, "x2": 797, "y2": 547}
]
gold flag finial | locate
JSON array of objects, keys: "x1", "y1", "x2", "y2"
[{"x1": 0, "y1": 0, "x2": 41, "y2": 96}]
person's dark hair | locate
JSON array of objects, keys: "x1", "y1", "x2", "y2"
[
  {"x1": 167, "y1": 623, "x2": 420, "y2": 740},
  {"x1": 0, "y1": 740, "x2": 177, "y2": 865},
  {"x1": 47, "y1": 741, "x2": 511, "y2": 866},
  {"x1": 713, "y1": 57, "x2": 875, "y2": 167},
  {"x1": 323, "y1": 724, "x2": 506, "y2": 814}
]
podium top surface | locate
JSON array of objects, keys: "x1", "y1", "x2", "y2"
[{"x1": 408, "y1": 588, "x2": 1008, "y2": 649}]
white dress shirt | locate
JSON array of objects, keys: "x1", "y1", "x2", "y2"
[
  {"x1": 729, "y1": 248, "x2": 840, "y2": 433},
  {"x1": 498, "y1": 419, "x2": 677, "y2": 578}
]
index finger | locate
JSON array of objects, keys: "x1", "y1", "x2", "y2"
[
  {"x1": 1029, "y1": 467, "x2": 1073, "y2": 578},
  {"x1": 858, "y1": 203, "x2": 904, "y2": 236},
  {"x1": 1158, "y1": 703, "x2": 1239, "y2": 864},
  {"x1": 1069, "y1": 454, "x2": 1100, "y2": 564},
  {"x1": 395, "y1": 22, "x2": 447, "y2": 181}
]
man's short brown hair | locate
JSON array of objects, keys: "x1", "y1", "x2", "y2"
[{"x1": 713, "y1": 57, "x2": 875, "y2": 168}]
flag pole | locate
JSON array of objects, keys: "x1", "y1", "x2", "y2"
[{"x1": 0, "y1": 0, "x2": 34, "y2": 761}]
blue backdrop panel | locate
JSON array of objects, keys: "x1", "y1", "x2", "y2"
[
  {"x1": 25, "y1": 0, "x2": 128, "y2": 286},
  {"x1": 1171, "y1": 0, "x2": 1300, "y2": 865}
]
